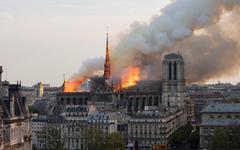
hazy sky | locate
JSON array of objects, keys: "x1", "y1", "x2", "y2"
[{"x1": 0, "y1": 0, "x2": 170, "y2": 86}]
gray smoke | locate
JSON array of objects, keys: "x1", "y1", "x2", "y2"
[
  {"x1": 73, "y1": 0, "x2": 240, "y2": 83},
  {"x1": 71, "y1": 57, "x2": 104, "y2": 81}
]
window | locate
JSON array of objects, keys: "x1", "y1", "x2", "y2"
[
  {"x1": 73, "y1": 97, "x2": 76, "y2": 105},
  {"x1": 169, "y1": 62, "x2": 172, "y2": 80},
  {"x1": 66, "y1": 98, "x2": 70, "y2": 105},
  {"x1": 226, "y1": 115, "x2": 232, "y2": 119},
  {"x1": 173, "y1": 61, "x2": 177, "y2": 80}
]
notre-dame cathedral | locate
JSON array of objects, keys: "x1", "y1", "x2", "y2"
[{"x1": 52, "y1": 51, "x2": 186, "y2": 115}]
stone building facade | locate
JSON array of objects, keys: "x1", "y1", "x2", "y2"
[
  {"x1": 0, "y1": 67, "x2": 32, "y2": 150},
  {"x1": 63, "y1": 106, "x2": 88, "y2": 150},
  {"x1": 128, "y1": 108, "x2": 186, "y2": 149},
  {"x1": 32, "y1": 107, "x2": 120, "y2": 150},
  {"x1": 32, "y1": 115, "x2": 48, "y2": 149},
  {"x1": 199, "y1": 103, "x2": 240, "y2": 150},
  {"x1": 37, "y1": 52, "x2": 188, "y2": 150},
  {"x1": 88, "y1": 111, "x2": 118, "y2": 134}
]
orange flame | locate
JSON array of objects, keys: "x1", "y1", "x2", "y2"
[
  {"x1": 64, "y1": 78, "x2": 86, "y2": 92},
  {"x1": 121, "y1": 67, "x2": 140, "y2": 89}
]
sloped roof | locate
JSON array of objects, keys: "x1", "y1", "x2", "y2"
[
  {"x1": 164, "y1": 52, "x2": 182, "y2": 59},
  {"x1": 201, "y1": 103, "x2": 240, "y2": 113},
  {"x1": 201, "y1": 119, "x2": 240, "y2": 126}
]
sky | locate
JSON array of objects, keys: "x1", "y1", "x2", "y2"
[
  {"x1": 1, "y1": 0, "x2": 239, "y2": 86},
  {"x1": 0, "y1": 0, "x2": 170, "y2": 86}
]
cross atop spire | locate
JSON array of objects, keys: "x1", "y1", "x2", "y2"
[{"x1": 104, "y1": 29, "x2": 111, "y2": 79}]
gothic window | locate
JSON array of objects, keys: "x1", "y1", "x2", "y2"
[
  {"x1": 174, "y1": 61, "x2": 177, "y2": 80},
  {"x1": 79, "y1": 98, "x2": 82, "y2": 105},
  {"x1": 141, "y1": 98, "x2": 145, "y2": 110},
  {"x1": 129, "y1": 97, "x2": 133, "y2": 109},
  {"x1": 61, "y1": 98, "x2": 64, "y2": 104},
  {"x1": 169, "y1": 62, "x2": 172, "y2": 80},
  {"x1": 73, "y1": 97, "x2": 76, "y2": 105},
  {"x1": 143, "y1": 97, "x2": 146, "y2": 110},
  {"x1": 149, "y1": 96, "x2": 152, "y2": 106},
  {"x1": 155, "y1": 96, "x2": 158, "y2": 106},
  {"x1": 135, "y1": 98, "x2": 139, "y2": 111},
  {"x1": 67, "y1": 98, "x2": 70, "y2": 105}
]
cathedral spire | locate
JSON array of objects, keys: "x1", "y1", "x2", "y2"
[{"x1": 104, "y1": 30, "x2": 111, "y2": 79}]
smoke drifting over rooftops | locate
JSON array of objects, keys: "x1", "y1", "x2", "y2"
[{"x1": 72, "y1": 0, "x2": 240, "y2": 83}]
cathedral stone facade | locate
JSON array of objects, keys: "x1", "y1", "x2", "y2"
[
  {"x1": 53, "y1": 52, "x2": 187, "y2": 115},
  {"x1": 35, "y1": 52, "x2": 189, "y2": 150},
  {"x1": 162, "y1": 53, "x2": 185, "y2": 108}
]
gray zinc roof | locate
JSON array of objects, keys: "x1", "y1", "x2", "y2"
[
  {"x1": 201, "y1": 103, "x2": 240, "y2": 113},
  {"x1": 201, "y1": 119, "x2": 240, "y2": 126}
]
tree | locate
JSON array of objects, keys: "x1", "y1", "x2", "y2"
[
  {"x1": 210, "y1": 126, "x2": 240, "y2": 150},
  {"x1": 189, "y1": 127, "x2": 199, "y2": 149},
  {"x1": 28, "y1": 106, "x2": 39, "y2": 114},
  {"x1": 32, "y1": 145, "x2": 38, "y2": 150},
  {"x1": 40, "y1": 124, "x2": 65, "y2": 150},
  {"x1": 85, "y1": 127, "x2": 106, "y2": 150},
  {"x1": 105, "y1": 132, "x2": 125, "y2": 150},
  {"x1": 210, "y1": 127, "x2": 230, "y2": 150},
  {"x1": 229, "y1": 126, "x2": 240, "y2": 148},
  {"x1": 172, "y1": 123, "x2": 193, "y2": 145},
  {"x1": 85, "y1": 127, "x2": 125, "y2": 150}
]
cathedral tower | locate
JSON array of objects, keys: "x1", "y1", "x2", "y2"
[
  {"x1": 162, "y1": 52, "x2": 185, "y2": 108},
  {"x1": 104, "y1": 32, "x2": 111, "y2": 79}
]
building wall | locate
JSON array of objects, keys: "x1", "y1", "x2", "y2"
[
  {"x1": 199, "y1": 105, "x2": 240, "y2": 150},
  {"x1": 128, "y1": 109, "x2": 186, "y2": 149}
]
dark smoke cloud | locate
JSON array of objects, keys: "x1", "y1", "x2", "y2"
[{"x1": 72, "y1": 0, "x2": 240, "y2": 83}]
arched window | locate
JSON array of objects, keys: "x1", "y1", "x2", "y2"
[
  {"x1": 129, "y1": 97, "x2": 133, "y2": 109},
  {"x1": 67, "y1": 98, "x2": 70, "y2": 105},
  {"x1": 155, "y1": 96, "x2": 158, "y2": 106},
  {"x1": 149, "y1": 96, "x2": 152, "y2": 106},
  {"x1": 135, "y1": 97, "x2": 139, "y2": 111},
  {"x1": 73, "y1": 97, "x2": 76, "y2": 105},
  {"x1": 141, "y1": 98, "x2": 145, "y2": 110},
  {"x1": 174, "y1": 61, "x2": 177, "y2": 80},
  {"x1": 169, "y1": 62, "x2": 172, "y2": 80},
  {"x1": 78, "y1": 97, "x2": 82, "y2": 105}
]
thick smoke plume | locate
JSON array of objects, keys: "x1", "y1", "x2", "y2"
[
  {"x1": 73, "y1": 0, "x2": 240, "y2": 83},
  {"x1": 71, "y1": 57, "x2": 104, "y2": 81}
]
